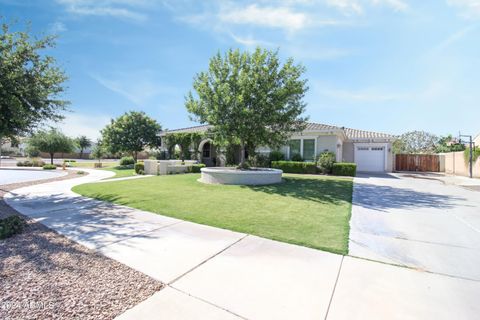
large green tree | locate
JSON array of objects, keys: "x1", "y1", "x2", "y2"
[
  {"x1": 28, "y1": 128, "x2": 75, "y2": 164},
  {"x1": 75, "y1": 135, "x2": 92, "y2": 159},
  {"x1": 0, "y1": 21, "x2": 68, "y2": 140},
  {"x1": 101, "y1": 111, "x2": 161, "y2": 161},
  {"x1": 394, "y1": 131, "x2": 439, "y2": 154},
  {"x1": 186, "y1": 48, "x2": 308, "y2": 167}
]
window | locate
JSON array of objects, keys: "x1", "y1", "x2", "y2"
[
  {"x1": 357, "y1": 147, "x2": 369, "y2": 151},
  {"x1": 202, "y1": 142, "x2": 211, "y2": 158},
  {"x1": 289, "y1": 139, "x2": 301, "y2": 159},
  {"x1": 303, "y1": 139, "x2": 315, "y2": 161},
  {"x1": 371, "y1": 147, "x2": 384, "y2": 151}
]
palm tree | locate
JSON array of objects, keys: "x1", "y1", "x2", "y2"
[{"x1": 76, "y1": 135, "x2": 92, "y2": 159}]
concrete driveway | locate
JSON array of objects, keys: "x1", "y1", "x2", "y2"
[
  {"x1": 349, "y1": 173, "x2": 480, "y2": 281},
  {"x1": 0, "y1": 168, "x2": 67, "y2": 185},
  {"x1": 5, "y1": 170, "x2": 480, "y2": 319}
]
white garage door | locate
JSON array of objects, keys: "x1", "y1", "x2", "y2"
[{"x1": 355, "y1": 145, "x2": 385, "y2": 172}]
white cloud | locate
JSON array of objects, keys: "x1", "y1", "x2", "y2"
[
  {"x1": 91, "y1": 72, "x2": 180, "y2": 106},
  {"x1": 56, "y1": 113, "x2": 111, "y2": 140},
  {"x1": 218, "y1": 4, "x2": 309, "y2": 31},
  {"x1": 56, "y1": 0, "x2": 151, "y2": 21},
  {"x1": 49, "y1": 21, "x2": 67, "y2": 33},
  {"x1": 325, "y1": 0, "x2": 363, "y2": 15},
  {"x1": 447, "y1": 0, "x2": 480, "y2": 19},
  {"x1": 325, "y1": 0, "x2": 408, "y2": 14},
  {"x1": 371, "y1": 0, "x2": 408, "y2": 11},
  {"x1": 229, "y1": 33, "x2": 274, "y2": 47},
  {"x1": 434, "y1": 24, "x2": 476, "y2": 51}
]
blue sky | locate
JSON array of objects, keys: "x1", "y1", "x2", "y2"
[{"x1": 2, "y1": 0, "x2": 479, "y2": 139}]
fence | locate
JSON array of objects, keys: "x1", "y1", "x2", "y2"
[{"x1": 395, "y1": 154, "x2": 440, "y2": 172}]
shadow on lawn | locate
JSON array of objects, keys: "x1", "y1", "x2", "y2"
[{"x1": 244, "y1": 176, "x2": 353, "y2": 205}]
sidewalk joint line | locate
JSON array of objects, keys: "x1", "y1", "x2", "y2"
[
  {"x1": 168, "y1": 285, "x2": 249, "y2": 320},
  {"x1": 168, "y1": 234, "x2": 249, "y2": 285},
  {"x1": 324, "y1": 255, "x2": 344, "y2": 320},
  {"x1": 95, "y1": 220, "x2": 184, "y2": 250}
]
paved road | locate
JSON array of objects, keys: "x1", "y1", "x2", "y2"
[
  {"x1": 0, "y1": 168, "x2": 66, "y2": 185},
  {"x1": 5, "y1": 170, "x2": 480, "y2": 319},
  {"x1": 350, "y1": 173, "x2": 480, "y2": 280}
]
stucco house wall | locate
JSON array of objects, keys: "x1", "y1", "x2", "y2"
[{"x1": 342, "y1": 142, "x2": 354, "y2": 162}]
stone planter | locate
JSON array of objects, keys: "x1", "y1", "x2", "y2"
[{"x1": 199, "y1": 167, "x2": 283, "y2": 185}]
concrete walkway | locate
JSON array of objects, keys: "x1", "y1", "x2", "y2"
[{"x1": 5, "y1": 170, "x2": 480, "y2": 319}]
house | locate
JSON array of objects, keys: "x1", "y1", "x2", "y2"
[
  {"x1": 159, "y1": 122, "x2": 397, "y2": 172},
  {"x1": 474, "y1": 133, "x2": 480, "y2": 147}
]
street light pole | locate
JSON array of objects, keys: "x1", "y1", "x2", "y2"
[{"x1": 459, "y1": 134, "x2": 473, "y2": 178}]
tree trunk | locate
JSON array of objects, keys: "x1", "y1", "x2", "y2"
[
  {"x1": 133, "y1": 151, "x2": 137, "y2": 162},
  {"x1": 50, "y1": 153, "x2": 54, "y2": 165},
  {"x1": 239, "y1": 142, "x2": 246, "y2": 168},
  {"x1": 80, "y1": 148, "x2": 84, "y2": 159}
]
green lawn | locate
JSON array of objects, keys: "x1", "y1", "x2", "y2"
[
  {"x1": 101, "y1": 166, "x2": 136, "y2": 179},
  {"x1": 73, "y1": 173, "x2": 353, "y2": 254}
]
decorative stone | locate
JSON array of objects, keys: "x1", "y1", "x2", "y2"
[{"x1": 199, "y1": 167, "x2": 282, "y2": 185}]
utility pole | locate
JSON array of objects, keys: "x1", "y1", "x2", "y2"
[{"x1": 459, "y1": 133, "x2": 473, "y2": 178}]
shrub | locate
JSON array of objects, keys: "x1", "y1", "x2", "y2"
[
  {"x1": 291, "y1": 153, "x2": 303, "y2": 162},
  {"x1": 134, "y1": 162, "x2": 145, "y2": 174},
  {"x1": 76, "y1": 170, "x2": 86, "y2": 175},
  {"x1": 0, "y1": 216, "x2": 26, "y2": 239},
  {"x1": 119, "y1": 156, "x2": 135, "y2": 166},
  {"x1": 248, "y1": 154, "x2": 270, "y2": 168},
  {"x1": 271, "y1": 161, "x2": 317, "y2": 174},
  {"x1": 188, "y1": 164, "x2": 206, "y2": 173},
  {"x1": 269, "y1": 150, "x2": 285, "y2": 162},
  {"x1": 43, "y1": 164, "x2": 57, "y2": 170},
  {"x1": 317, "y1": 151, "x2": 336, "y2": 174},
  {"x1": 464, "y1": 147, "x2": 480, "y2": 164},
  {"x1": 63, "y1": 159, "x2": 76, "y2": 163},
  {"x1": 16, "y1": 159, "x2": 44, "y2": 167},
  {"x1": 332, "y1": 163, "x2": 356, "y2": 176}
]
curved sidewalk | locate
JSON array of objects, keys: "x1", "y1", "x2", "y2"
[{"x1": 5, "y1": 170, "x2": 480, "y2": 319}]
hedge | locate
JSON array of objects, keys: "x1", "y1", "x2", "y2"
[
  {"x1": 271, "y1": 161, "x2": 317, "y2": 174},
  {"x1": 332, "y1": 163, "x2": 356, "y2": 176},
  {"x1": 43, "y1": 164, "x2": 57, "y2": 170},
  {"x1": 188, "y1": 164, "x2": 206, "y2": 173},
  {"x1": 119, "y1": 156, "x2": 135, "y2": 166},
  {"x1": 134, "y1": 162, "x2": 144, "y2": 174}
]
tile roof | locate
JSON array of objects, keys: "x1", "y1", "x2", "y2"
[
  {"x1": 343, "y1": 127, "x2": 397, "y2": 140},
  {"x1": 161, "y1": 122, "x2": 396, "y2": 140}
]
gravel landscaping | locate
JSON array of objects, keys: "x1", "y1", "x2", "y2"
[{"x1": 0, "y1": 170, "x2": 164, "y2": 319}]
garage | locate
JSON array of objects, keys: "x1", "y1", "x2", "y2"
[{"x1": 354, "y1": 144, "x2": 386, "y2": 172}]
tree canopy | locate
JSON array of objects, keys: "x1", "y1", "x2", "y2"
[
  {"x1": 185, "y1": 48, "x2": 308, "y2": 166},
  {"x1": 28, "y1": 128, "x2": 75, "y2": 164},
  {"x1": 75, "y1": 135, "x2": 92, "y2": 159},
  {"x1": 0, "y1": 21, "x2": 68, "y2": 140},
  {"x1": 393, "y1": 131, "x2": 439, "y2": 154},
  {"x1": 163, "y1": 132, "x2": 204, "y2": 160},
  {"x1": 101, "y1": 111, "x2": 161, "y2": 161}
]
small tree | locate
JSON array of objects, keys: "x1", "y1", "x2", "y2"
[
  {"x1": 0, "y1": 21, "x2": 68, "y2": 141},
  {"x1": 28, "y1": 129, "x2": 75, "y2": 164},
  {"x1": 101, "y1": 111, "x2": 161, "y2": 161},
  {"x1": 75, "y1": 135, "x2": 92, "y2": 159},
  {"x1": 90, "y1": 141, "x2": 107, "y2": 165},
  {"x1": 186, "y1": 48, "x2": 308, "y2": 168}
]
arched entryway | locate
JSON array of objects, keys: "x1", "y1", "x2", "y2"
[{"x1": 199, "y1": 139, "x2": 217, "y2": 166}]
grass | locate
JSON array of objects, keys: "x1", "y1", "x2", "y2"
[
  {"x1": 101, "y1": 166, "x2": 136, "y2": 179},
  {"x1": 70, "y1": 161, "x2": 118, "y2": 168},
  {"x1": 73, "y1": 173, "x2": 353, "y2": 254}
]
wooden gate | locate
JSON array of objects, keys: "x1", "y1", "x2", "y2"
[{"x1": 395, "y1": 154, "x2": 440, "y2": 172}]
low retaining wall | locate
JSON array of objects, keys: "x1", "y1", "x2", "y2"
[
  {"x1": 199, "y1": 167, "x2": 283, "y2": 185},
  {"x1": 143, "y1": 160, "x2": 198, "y2": 175}
]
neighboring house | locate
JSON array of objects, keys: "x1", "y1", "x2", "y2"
[
  {"x1": 160, "y1": 122, "x2": 397, "y2": 172},
  {"x1": 0, "y1": 137, "x2": 27, "y2": 156},
  {"x1": 474, "y1": 133, "x2": 480, "y2": 147}
]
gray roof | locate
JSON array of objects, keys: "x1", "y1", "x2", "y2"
[{"x1": 161, "y1": 122, "x2": 396, "y2": 141}]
